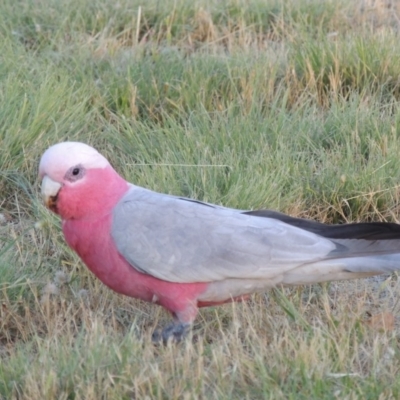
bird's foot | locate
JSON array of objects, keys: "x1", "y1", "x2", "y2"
[{"x1": 152, "y1": 322, "x2": 191, "y2": 344}]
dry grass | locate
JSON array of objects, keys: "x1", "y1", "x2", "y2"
[{"x1": 2, "y1": 0, "x2": 400, "y2": 397}]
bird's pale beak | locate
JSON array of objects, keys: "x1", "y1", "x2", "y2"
[{"x1": 41, "y1": 175, "x2": 62, "y2": 212}]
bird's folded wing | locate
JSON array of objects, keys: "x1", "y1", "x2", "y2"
[{"x1": 111, "y1": 187, "x2": 346, "y2": 283}]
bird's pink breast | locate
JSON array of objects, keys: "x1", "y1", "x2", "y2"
[{"x1": 63, "y1": 214, "x2": 209, "y2": 321}]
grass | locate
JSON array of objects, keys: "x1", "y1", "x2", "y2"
[{"x1": 1, "y1": 0, "x2": 400, "y2": 397}]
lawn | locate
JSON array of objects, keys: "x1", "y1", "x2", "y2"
[{"x1": 1, "y1": 0, "x2": 400, "y2": 398}]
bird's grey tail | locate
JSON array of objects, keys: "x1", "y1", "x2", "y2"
[{"x1": 244, "y1": 209, "x2": 400, "y2": 280}]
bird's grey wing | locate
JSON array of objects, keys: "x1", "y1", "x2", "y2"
[
  {"x1": 244, "y1": 209, "x2": 400, "y2": 240},
  {"x1": 111, "y1": 187, "x2": 338, "y2": 283}
]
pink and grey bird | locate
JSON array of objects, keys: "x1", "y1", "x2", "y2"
[{"x1": 39, "y1": 142, "x2": 400, "y2": 342}]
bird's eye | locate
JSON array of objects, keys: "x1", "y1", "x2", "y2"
[{"x1": 65, "y1": 165, "x2": 85, "y2": 181}]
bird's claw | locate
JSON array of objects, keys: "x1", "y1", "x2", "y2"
[{"x1": 152, "y1": 322, "x2": 191, "y2": 344}]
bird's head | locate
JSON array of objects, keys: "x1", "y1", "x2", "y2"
[{"x1": 39, "y1": 142, "x2": 128, "y2": 220}]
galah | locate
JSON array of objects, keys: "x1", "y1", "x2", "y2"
[{"x1": 39, "y1": 142, "x2": 400, "y2": 342}]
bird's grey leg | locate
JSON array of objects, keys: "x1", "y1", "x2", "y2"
[
  {"x1": 152, "y1": 304, "x2": 197, "y2": 344},
  {"x1": 152, "y1": 321, "x2": 191, "y2": 344}
]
